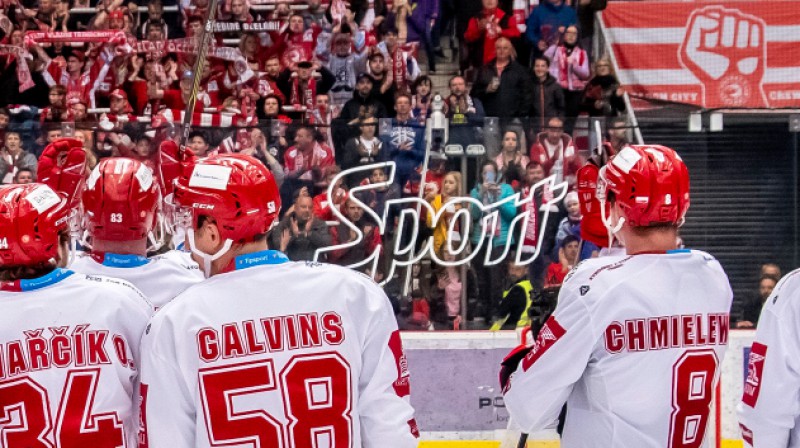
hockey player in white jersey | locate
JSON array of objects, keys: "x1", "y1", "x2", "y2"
[
  {"x1": 0, "y1": 183, "x2": 152, "y2": 448},
  {"x1": 138, "y1": 153, "x2": 419, "y2": 448},
  {"x1": 738, "y1": 270, "x2": 800, "y2": 447},
  {"x1": 500, "y1": 145, "x2": 733, "y2": 447},
  {"x1": 68, "y1": 157, "x2": 202, "y2": 308}
]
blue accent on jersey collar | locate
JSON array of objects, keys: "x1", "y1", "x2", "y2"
[
  {"x1": 667, "y1": 249, "x2": 691, "y2": 254},
  {"x1": 19, "y1": 269, "x2": 75, "y2": 292},
  {"x1": 101, "y1": 253, "x2": 151, "y2": 268},
  {"x1": 235, "y1": 250, "x2": 290, "y2": 270}
]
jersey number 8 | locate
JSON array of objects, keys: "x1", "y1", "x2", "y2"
[{"x1": 669, "y1": 350, "x2": 719, "y2": 448}]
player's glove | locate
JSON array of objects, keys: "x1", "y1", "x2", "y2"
[
  {"x1": 499, "y1": 342, "x2": 533, "y2": 394},
  {"x1": 37, "y1": 137, "x2": 87, "y2": 207},
  {"x1": 158, "y1": 140, "x2": 196, "y2": 197}
]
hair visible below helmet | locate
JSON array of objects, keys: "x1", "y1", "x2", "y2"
[
  {"x1": 82, "y1": 158, "x2": 161, "y2": 243},
  {"x1": 598, "y1": 145, "x2": 690, "y2": 228},
  {"x1": 0, "y1": 184, "x2": 71, "y2": 267},
  {"x1": 173, "y1": 153, "x2": 281, "y2": 242}
]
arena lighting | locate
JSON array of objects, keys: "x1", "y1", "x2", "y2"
[
  {"x1": 689, "y1": 111, "x2": 703, "y2": 132},
  {"x1": 789, "y1": 114, "x2": 800, "y2": 133},
  {"x1": 710, "y1": 112, "x2": 724, "y2": 132},
  {"x1": 313, "y1": 162, "x2": 569, "y2": 285}
]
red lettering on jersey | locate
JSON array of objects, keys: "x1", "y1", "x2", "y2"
[
  {"x1": 522, "y1": 316, "x2": 567, "y2": 371},
  {"x1": 242, "y1": 320, "x2": 266, "y2": 355},
  {"x1": 73, "y1": 324, "x2": 91, "y2": 367},
  {"x1": 284, "y1": 315, "x2": 300, "y2": 350},
  {"x1": 670, "y1": 315, "x2": 681, "y2": 347},
  {"x1": 7, "y1": 341, "x2": 28, "y2": 376},
  {"x1": 139, "y1": 383, "x2": 149, "y2": 448},
  {"x1": 694, "y1": 314, "x2": 708, "y2": 346},
  {"x1": 261, "y1": 317, "x2": 284, "y2": 352},
  {"x1": 742, "y1": 342, "x2": 767, "y2": 408},
  {"x1": 222, "y1": 324, "x2": 246, "y2": 358},
  {"x1": 388, "y1": 330, "x2": 410, "y2": 397},
  {"x1": 649, "y1": 317, "x2": 669, "y2": 350},
  {"x1": 604, "y1": 322, "x2": 624, "y2": 353},
  {"x1": 87, "y1": 331, "x2": 111, "y2": 365},
  {"x1": 198, "y1": 328, "x2": 220, "y2": 362},
  {"x1": 52, "y1": 334, "x2": 72, "y2": 367},
  {"x1": 24, "y1": 329, "x2": 50, "y2": 371},
  {"x1": 718, "y1": 314, "x2": 729, "y2": 344},
  {"x1": 321, "y1": 312, "x2": 344, "y2": 345},
  {"x1": 298, "y1": 314, "x2": 322, "y2": 348},
  {"x1": 626, "y1": 319, "x2": 646, "y2": 351},
  {"x1": 72, "y1": 328, "x2": 87, "y2": 367},
  {"x1": 113, "y1": 334, "x2": 133, "y2": 369},
  {"x1": 739, "y1": 423, "x2": 753, "y2": 446},
  {"x1": 407, "y1": 418, "x2": 420, "y2": 438},
  {"x1": 681, "y1": 315, "x2": 695, "y2": 347},
  {"x1": 708, "y1": 314, "x2": 720, "y2": 344}
]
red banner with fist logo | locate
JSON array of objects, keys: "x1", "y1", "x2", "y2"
[{"x1": 601, "y1": 1, "x2": 800, "y2": 109}]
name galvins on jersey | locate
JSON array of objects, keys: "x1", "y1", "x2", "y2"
[
  {"x1": 139, "y1": 252, "x2": 419, "y2": 448},
  {"x1": 71, "y1": 250, "x2": 203, "y2": 308},
  {"x1": 0, "y1": 270, "x2": 153, "y2": 448},
  {"x1": 738, "y1": 269, "x2": 800, "y2": 447},
  {"x1": 503, "y1": 250, "x2": 733, "y2": 448}
]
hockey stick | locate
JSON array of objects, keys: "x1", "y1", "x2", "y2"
[
  {"x1": 180, "y1": 0, "x2": 220, "y2": 146},
  {"x1": 516, "y1": 433, "x2": 528, "y2": 448}
]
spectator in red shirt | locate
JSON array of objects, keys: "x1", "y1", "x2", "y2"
[
  {"x1": 528, "y1": 116, "x2": 580, "y2": 185},
  {"x1": 544, "y1": 234, "x2": 579, "y2": 286},
  {"x1": 464, "y1": 0, "x2": 520, "y2": 67},
  {"x1": 284, "y1": 124, "x2": 335, "y2": 180}
]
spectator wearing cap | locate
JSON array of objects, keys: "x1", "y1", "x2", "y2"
[
  {"x1": 105, "y1": 89, "x2": 136, "y2": 123},
  {"x1": 464, "y1": 0, "x2": 521, "y2": 67},
  {"x1": 277, "y1": 60, "x2": 335, "y2": 120},
  {"x1": 554, "y1": 190, "x2": 597, "y2": 260},
  {"x1": 0, "y1": 130, "x2": 37, "y2": 185},
  {"x1": 338, "y1": 73, "x2": 388, "y2": 125},
  {"x1": 322, "y1": 31, "x2": 368, "y2": 111},
  {"x1": 361, "y1": 51, "x2": 396, "y2": 116}
]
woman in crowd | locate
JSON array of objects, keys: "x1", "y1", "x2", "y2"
[
  {"x1": 582, "y1": 58, "x2": 626, "y2": 117},
  {"x1": 494, "y1": 129, "x2": 529, "y2": 188},
  {"x1": 411, "y1": 75, "x2": 434, "y2": 124},
  {"x1": 469, "y1": 160, "x2": 516, "y2": 324},
  {"x1": 544, "y1": 25, "x2": 590, "y2": 134}
]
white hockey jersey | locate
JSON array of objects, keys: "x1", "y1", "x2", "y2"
[
  {"x1": 139, "y1": 250, "x2": 419, "y2": 448},
  {"x1": 0, "y1": 269, "x2": 153, "y2": 448},
  {"x1": 503, "y1": 249, "x2": 733, "y2": 447},
  {"x1": 71, "y1": 251, "x2": 203, "y2": 308},
  {"x1": 737, "y1": 269, "x2": 800, "y2": 447}
]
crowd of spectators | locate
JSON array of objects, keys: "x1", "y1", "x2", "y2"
[{"x1": 0, "y1": 0, "x2": 643, "y2": 330}]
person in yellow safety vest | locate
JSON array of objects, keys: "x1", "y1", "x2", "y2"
[{"x1": 491, "y1": 261, "x2": 533, "y2": 330}]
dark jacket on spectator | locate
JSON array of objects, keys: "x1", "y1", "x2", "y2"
[
  {"x1": 531, "y1": 73, "x2": 565, "y2": 131},
  {"x1": 581, "y1": 74, "x2": 626, "y2": 117},
  {"x1": 339, "y1": 90, "x2": 389, "y2": 122},
  {"x1": 270, "y1": 212, "x2": 332, "y2": 262},
  {"x1": 472, "y1": 59, "x2": 532, "y2": 119}
]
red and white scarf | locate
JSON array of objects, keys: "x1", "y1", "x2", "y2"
[
  {"x1": 0, "y1": 45, "x2": 34, "y2": 92},
  {"x1": 290, "y1": 76, "x2": 316, "y2": 112}
]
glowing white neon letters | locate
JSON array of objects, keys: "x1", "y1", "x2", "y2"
[{"x1": 313, "y1": 162, "x2": 569, "y2": 285}]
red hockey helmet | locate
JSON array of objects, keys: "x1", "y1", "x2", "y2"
[
  {"x1": 597, "y1": 145, "x2": 690, "y2": 228},
  {"x1": 0, "y1": 183, "x2": 72, "y2": 267},
  {"x1": 172, "y1": 153, "x2": 281, "y2": 243},
  {"x1": 81, "y1": 157, "x2": 161, "y2": 243}
]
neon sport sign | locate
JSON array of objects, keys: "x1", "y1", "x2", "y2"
[{"x1": 312, "y1": 162, "x2": 569, "y2": 285}]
